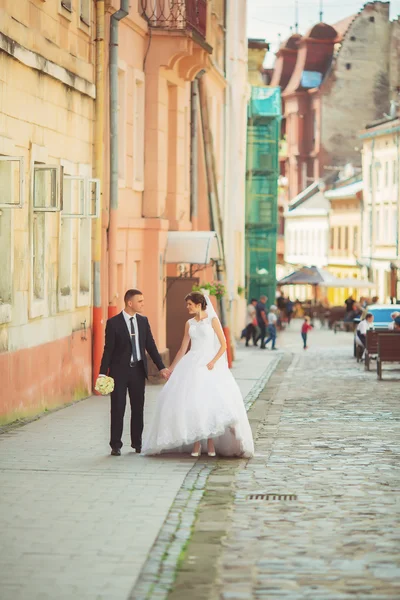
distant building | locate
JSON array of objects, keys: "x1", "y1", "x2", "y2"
[
  {"x1": 360, "y1": 116, "x2": 400, "y2": 303},
  {"x1": 325, "y1": 177, "x2": 366, "y2": 306},
  {"x1": 283, "y1": 183, "x2": 329, "y2": 300}
]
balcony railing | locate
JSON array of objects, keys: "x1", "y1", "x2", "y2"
[{"x1": 140, "y1": 0, "x2": 207, "y2": 38}]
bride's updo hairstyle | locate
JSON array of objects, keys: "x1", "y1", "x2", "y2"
[{"x1": 185, "y1": 292, "x2": 207, "y2": 310}]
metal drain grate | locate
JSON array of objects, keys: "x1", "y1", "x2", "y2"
[{"x1": 247, "y1": 494, "x2": 297, "y2": 501}]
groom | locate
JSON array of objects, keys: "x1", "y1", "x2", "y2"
[{"x1": 98, "y1": 289, "x2": 170, "y2": 456}]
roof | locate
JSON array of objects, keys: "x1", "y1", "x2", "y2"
[
  {"x1": 333, "y1": 14, "x2": 357, "y2": 39},
  {"x1": 288, "y1": 181, "x2": 319, "y2": 209},
  {"x1": 324, "y1": 180, "x2": 363, "y2": 199}
]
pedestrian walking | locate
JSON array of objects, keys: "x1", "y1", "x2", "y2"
[
  {"x1": 301, "y1": 316, "x2": 313, "y2": 349},
  {"x1": 245, "y1": 298, "x2": 258, "y2": 347},
  {"x1": 286, "y1": 297, "x2": 294, "y2": 325},
  {"x1": 265, "y1": 305, "x2": 278, "y2": 350},
  {"x1": 256, "y1": 295, "x2": 268, "y2": 349}
]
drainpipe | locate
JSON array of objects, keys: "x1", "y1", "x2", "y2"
[
  {"x1": 108, "y1": 0, "x2": 129, "y2": 318},
  {"x1": 92, "y1": 0, "x2": 105, "y2": 386}
]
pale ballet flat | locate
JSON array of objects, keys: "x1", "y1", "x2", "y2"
[
  {"x1": 191, "y1": 450, "x2": 201, "y2": 457},
  {"x1": 208, "y1": 451, "x2": 216, "y2": 457}
]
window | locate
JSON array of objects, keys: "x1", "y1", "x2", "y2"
[
  {"x1": 344, "y1": 226, "x2": 349, "y2": 251},
  {"x1": 118, "y1": 68, "x2": 126, "y2": 182},
  {"x1": 31, "y1": 163, "x2": 62, "y2": 307},
  {"x1": 330, "y1": 227, "x2": 334, "y2": 250},
  {"x1": 384, "y1": 161, "x2": 389, "y2": 188},
  {"x1": 394, "y1": 160, "x2": 398, "y2": 186},
  {"x1": 80, "y1": 0, "x2": 90, "y2": 25},
  {"x1": 338, "y1": 227, "x2": 342, "y2": 250},
  {"x1": 61, "y1": 0, "x2": 72, "y2": 11},
  {"x1": 0, "y1": 156, "x2": 24, "y2": 208},
  {"x1": 376, "y1": 206, "x2": 381, "y2": 242},
  {"x1": 0, "y1": 210, "x2": 12, "y2": 323},
  {"x1": 353, "y1": 226, "x2": 359, "y2": 254},
  {"x1": 346, "y1": 63, "x2": 351, "y2": 70},
  {"x1": 133, "y1": 72, "x2": 145, "y2": 190},
  {"x1": 33, "y1": 212, "x2": 45, "y2": 300},
  {"x1": 33, "y1": 165, "x2": 62, "y2": 211}
]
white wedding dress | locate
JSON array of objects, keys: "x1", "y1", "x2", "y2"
[{"x1": 142, "y1": 315, "x2": 254, "y2": 457}]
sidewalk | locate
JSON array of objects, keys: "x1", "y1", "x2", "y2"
[{"x1": 0, "y1": 346, "x2": 277, "y2": 600}]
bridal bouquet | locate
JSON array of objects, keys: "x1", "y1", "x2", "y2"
[{"x1": 95, "y1": 376, "x2": 115, "y2": 396}]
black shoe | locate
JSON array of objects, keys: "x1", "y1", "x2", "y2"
[
  {"x1": 131, "y1": 445, "x2": 142, "y2": 453},
  {"x1": 111, "y1": 448, "x2": 121, "y2": 456},
  {"x1": 260, "y1": 345, "x2": 266, "y2": 350}
]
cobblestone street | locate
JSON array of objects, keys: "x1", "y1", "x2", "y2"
[
  {"x1": 169, "y1": 325, "x2": 400, "y2": 600},
  {"x1": 1, "y1": 324, "x2": 399, "y2": 600}
]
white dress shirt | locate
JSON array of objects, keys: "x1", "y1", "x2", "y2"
[{"x1": 123, "y1": 310, "x2": 142, "y2": 362}]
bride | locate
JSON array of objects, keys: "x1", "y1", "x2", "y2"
[{"x1": 142, "y1": 292, "x2": 254, "y2": 457}]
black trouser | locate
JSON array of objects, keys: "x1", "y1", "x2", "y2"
[
  {"x1": 245, "y1": 324, "x2": 257, "y2": 346},
  {"x1": 110, "y1": 361, "x2": 146, "y2": 450},
  {"x1": 258, "y1": 323, "x2": 267, "y2": 348}
]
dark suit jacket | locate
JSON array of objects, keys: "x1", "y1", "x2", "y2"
[{"x1": 99, "y1": 312, "x2": 165, "y2": 378}]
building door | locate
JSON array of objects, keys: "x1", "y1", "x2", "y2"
[{"x1": 166, "y1": 277, "x2": 199, "y2": 363}]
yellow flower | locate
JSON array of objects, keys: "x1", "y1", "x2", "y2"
[{"x1": 95, "y1": 376, "x2": 115, "y2": 396}]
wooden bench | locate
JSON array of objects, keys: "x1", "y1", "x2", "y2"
[
  {"x1": 377, "y1": 334, "x2": 400, "y2": 380},
  {"x1": 364, "y1": 329, "x2": 395, "y2": 370}
]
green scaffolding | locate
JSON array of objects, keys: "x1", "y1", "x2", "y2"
[{"x1": 245, "y1": 86, "x2": 281, "y2": 305}]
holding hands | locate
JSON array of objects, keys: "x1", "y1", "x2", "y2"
[{"x1": 160, "y1": 368, "x2": 171, "y2": 381}]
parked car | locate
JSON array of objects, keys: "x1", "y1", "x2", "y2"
[
  {"x1": 353, "y1": 304, "x2": 400, "y2": 356},
  {"x1": 353, "y1": 304, "x2": 400, "y2": 328}
]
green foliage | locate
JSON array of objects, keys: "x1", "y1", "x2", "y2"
[{"x1": 192, "y1": 281, "x2": 226, "y2": 299}]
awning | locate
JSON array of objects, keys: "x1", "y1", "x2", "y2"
[
  {"x1": 319, "y1": 277, "x2": 376, "y2": 289},
  {"x1": 278, "y1": 266, "x2": 375, "y2": 289},
  {"x1": 165, "y1": 231, "x2": 222, "y2": 264}
]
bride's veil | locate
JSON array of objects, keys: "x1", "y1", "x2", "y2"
[{"x1": 203, "y1": 291, "x2": 228, "y2": 365}]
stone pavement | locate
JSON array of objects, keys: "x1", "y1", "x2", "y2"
[
  {"x1": 169, "y1": 323, "x2": 400, "y2": 600},
  {"x1": 0, "y1": 345, "x2": 277, "y2": 600}
]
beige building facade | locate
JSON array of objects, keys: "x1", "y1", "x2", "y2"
[{"x1": 0, "y1": 0, "x2": 97, "y2": 422}]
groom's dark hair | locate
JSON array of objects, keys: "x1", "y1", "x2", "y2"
[{"x1": 124, "y1": 289, "x2": 143, "y2": 304}]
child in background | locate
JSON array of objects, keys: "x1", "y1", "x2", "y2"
[
  {"x1": 265, "y1": 305, "x2": 278, "y2": 350},
  {"x1": 301, "y1": 316, "x2": 312, "y2": 349}
]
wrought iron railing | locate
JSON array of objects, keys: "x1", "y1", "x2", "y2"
[{"x1": 140, "y1": 0, "x2": 207, "y2": 38}]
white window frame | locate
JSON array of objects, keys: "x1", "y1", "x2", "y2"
[
  {"x1": 87, "y1": 178, "x2": 101, "y2": 218},
  {"x1": 76, "y1": 164, "x2": 92, "y2": 307},
  {"x1": 62, "y1": 175, "x2": 100, "y2": 218},
  {"x1": 62, "y1": 175, "x2": 86, "y2": 217},
  {"x1": 132, "y1": 69, "x2": 145, "y2": 192},
  {"x1": 80, "y1": 0, "x2": 90, "y2": 26},
  {"x1": 33, "y1": 164, "x2": 62, "y2": 212},
  {"x1": 29, "y1": 144, "x2": 55, "y2": 319},
  {"x1": 0, "y1": 156, "x2": 24, "y2": 208},
  {"x1": 58, "y1": 160, "x2": 75, "y2": 312},
  {"x1": 0, "y1": 208, "x2": 14, "y2": 324}
]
